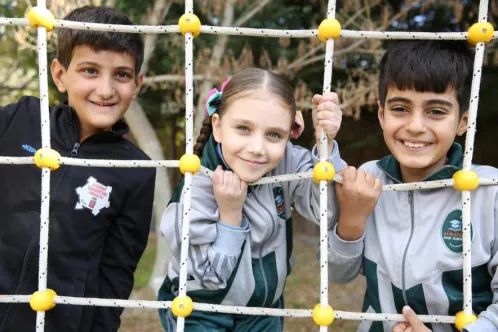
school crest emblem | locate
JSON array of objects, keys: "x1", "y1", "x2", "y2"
[
  {"x1": 273, "y1": 186, "x2": 285, "y2": 219},
  {"x1": 75, "y1": 176, "x2": 112, "y2": 216},
  {"x1": 441, "y1": 209, "x2": 473, "y2": 253}
]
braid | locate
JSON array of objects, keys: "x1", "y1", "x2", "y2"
[{"x1": 194, "y1": 116, "x2": 213, "y2": 158}]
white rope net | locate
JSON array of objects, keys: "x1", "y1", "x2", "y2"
[{"x1": 0, "y1": 0, "x2": 496, "y2": 330}]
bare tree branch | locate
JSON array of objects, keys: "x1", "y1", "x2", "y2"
[
  {"x1": 233, "y1": 0, "x2": 271, "y2": 26},
  {"x1": 295, "y1": 1, "x2": 421, "y2": 69}
]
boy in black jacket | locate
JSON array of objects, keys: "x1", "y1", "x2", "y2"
[{"x1": 0, "y1": 6, "x2": 155, "y2": 332}]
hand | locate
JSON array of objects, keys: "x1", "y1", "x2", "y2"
[
  {"x1": 335, "y1": 166, "x2": 382, "y2": 241},
  {"x1": 212, "y1": 166, "x2": 247, "y2": 227},
  {"x1": 312, "y1": 92, "x2": 342, "y2": 155},
  {"x1": 392, "y1": 306, "x2": 433, "y2": 332}
]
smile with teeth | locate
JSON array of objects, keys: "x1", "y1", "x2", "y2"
[
  {"x1": 91, "y1": 101, "x2": 116, "y2": 107},
  {"x1": 402, "y1": 140, "x2": 431, "y2": 148}
]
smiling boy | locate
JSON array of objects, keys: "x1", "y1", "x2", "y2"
[
  {"x1": 0, "y1": 6, "x2": 155, "y2": 332},
  {"x1": 327, "y1": 40, "x2": 498, "y2": 332}
]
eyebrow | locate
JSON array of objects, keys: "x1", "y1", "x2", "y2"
[
  {"x1": 76, "y1": 61, "x2": 134, "y2": 72},
  {"x1": 232, "y1": 118, "x2": 289, "y2": 133},
  {"x1": 386, "y1": 97, "x2": 454, "y2": 108}
]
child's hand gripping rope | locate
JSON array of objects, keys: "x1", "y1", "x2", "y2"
[
  {"x1": 392, "y1": 306, "x2": 433, "y2": 332},
  {"x1": 335, "y1": 166, "x2": 382, "y2": 241},
  {"x1": 213, "y1": 165, "x2": 248, "y2": 227},
  {"x1": 312, "y1": 92, "x2": 343, "y2": 155}
]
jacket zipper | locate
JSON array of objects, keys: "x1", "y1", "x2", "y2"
[
  {"x1": 401, "y1": 190, "x2": 415, "y2": 306},
  {"x1": 252, "y1": 192, "x2": 278, "y2": 307},
  {"x1": 51, "y1": 142, "x2": 80, "y2": 199}
]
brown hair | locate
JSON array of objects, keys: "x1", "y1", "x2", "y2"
[
  {"x1": 193, "y1": 68, "x2": 296, "y2": 157},
  {"x1": 57, "y1": 6, "x2": 144, "y2": 76}
]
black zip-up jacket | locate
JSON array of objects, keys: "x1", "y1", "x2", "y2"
[{"x1": 0, "y1": 96, "x2": 156, "y2": 332}]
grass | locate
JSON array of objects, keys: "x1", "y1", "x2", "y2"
[{"x1": 121, "y1": 230, "x2": 366, "y2": 332}]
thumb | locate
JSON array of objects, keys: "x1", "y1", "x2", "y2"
[{"x1": 402, "y1": 306, "x2": 425, "y2": 329}]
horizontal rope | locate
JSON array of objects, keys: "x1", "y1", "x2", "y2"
[
  {"x1": 0, "y1": 295, "x2": 455, "y2": 323},
  {"x1": 0, "y1": 18, "x2": 496, "y2": 41}
]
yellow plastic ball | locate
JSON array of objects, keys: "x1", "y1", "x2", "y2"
[
  {"x1": 467, "y1": 22, "x2": 494, "y2": 46},
  {"x1": 28, "y1": 6, "x2": 55, "y2": 32},
  {"x1": 178, "y1": 14, "x2": 201, "y2": 38},
  {"x1": 312, "y1": 303, "x2": 335, "y2": 326},
  {"x1": 179, "y1": 154, "x2": 201, "y2": 174},
  {"x1": 318, "y1": 18, "x2": 341, "y2": 42},
  {"x1": 453, "y1": 170, "x2": 479, "y2": 191},
  {"x1": 34, "y1": 148, "x2": 61, "y2": 171},
  {"x1": 313, "y1": 161, "x2": 335, "y2": 183},
  {"x1": 30, "y1": 289, "x2": 57, "y2": 311},
  {"x1": 454, "y1": 311, "x2": 477, "y2": 331},
  {"x1": 171, "y1": 296, "x2": 193, "y2": 318}
]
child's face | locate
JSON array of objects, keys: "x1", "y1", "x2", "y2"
[
  {"x1": 51, "y1": 45, "x2": 143, "y2": 140},
  {"x1": 378, "y1": 87, "x2": 468, "y2": 182},
  {"x1": 212, "y1": 91, "x2": 293, "y2": 183}
]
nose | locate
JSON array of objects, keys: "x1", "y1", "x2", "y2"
[
  {"x1": 247, "y1": 135, "x2": 264, "y2": 155},
  {"x1": 95, "y1": 75, "x2": 115, "y2": 99},
  {"x1": 406, "y1": 112, "x2": 426, "y2": 134}
]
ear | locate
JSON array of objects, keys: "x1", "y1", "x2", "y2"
[
  {"x1": 132, "y1": 72, "x2": 144, "y2": 99},
  {"x1": 456, "y1": 111, "x2": 468, "y2": 136},
  {"x1": 211, "y1": 114, "x2": 221, "y2": 143},
  {"x1": 377, "y1": 100, "x2": 385, "y2": 129},
  {"x1": 51, "y1": 59, "x2": 67, "y2": 93}
]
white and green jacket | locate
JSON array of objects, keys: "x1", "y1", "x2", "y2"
[
  {"x1": 159, "y1": 135, "x2": 346, "y2": 312},
  {"x1": 327, "y1": 143, "x2": 498, "y2": 332}
]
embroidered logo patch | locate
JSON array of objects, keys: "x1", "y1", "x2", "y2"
[
  {"x1": 75, "y1": 176, "x2": 112, "y2": 216},
  {"x1": 273, "y1": 186, "x2": 285, "y2": 219},
  {"x1": 441, "y1": 209, "x2": 474, "y2": 253}
]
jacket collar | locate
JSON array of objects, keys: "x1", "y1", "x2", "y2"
[
  {"x1": 53, "y1": 101, "x2": 129, "y2": 144},
  {"x1": 376, "y1": 142, "x2": 463, "y2": 183},
  {"x1": 201, "y1": 135, "x2": 228, "y2": 171}
]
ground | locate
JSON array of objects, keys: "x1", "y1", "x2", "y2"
[{"x1": 119, "y1": 233, "x2": 366, "y2": 332}]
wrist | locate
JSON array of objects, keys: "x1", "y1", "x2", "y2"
[
  {"x1": 337, "y1": 215, "x2": 366, "y2": 241},
  {"x1": 219, "y1": 210, "x2": 242, "y2": 227}
]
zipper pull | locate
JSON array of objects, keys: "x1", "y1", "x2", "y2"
[{"x1": 70, "y1": 142, "x2": 80, "y2": 157}]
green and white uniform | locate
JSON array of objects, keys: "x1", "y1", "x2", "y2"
[
  {"x1": 158, "y1": 135, "x2": 346, "y2": 331},
  {"x1": 327, "y1": 143, "x2": 498, "y2": 332}
]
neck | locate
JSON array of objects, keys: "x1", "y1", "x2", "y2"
[
  {"x1": 400, "y1": 157, "x2": 447, "y2": 183},
  {"x1": 79, "y1": 125, "x2": 110, "y2": 142}
]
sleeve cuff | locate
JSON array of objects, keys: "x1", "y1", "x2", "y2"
[
  {"x1": 211, "y1": 218, "x2": 250, "y2": 255},
  {"x1": 218, "y1": 218, "x2": 249, "y2": 232},
  {"x1": 328, "y1": 224, "x2": 364, "y2": 258},
  {"x1": 463, "y1": 317, "x2": 497, "y2": 332},
  {"x1": 311, "y1": 141, "x2": 347, "y2": 173}
]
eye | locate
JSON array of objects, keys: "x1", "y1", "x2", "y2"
[
  {"x1": 236, "y1": 125, "x2": 250, "y2": 132},
  {"x1": 268, "y1": 132, "x2": 282, "y2": 139},
  {"x1": 82, "y1": 68, "x2": 97, "y2": 75},
  {"x1": 428, "y1": 109, "x2": 446, "y2": 116},
  {"x1": 116, "y1": 72, "x2": 132, "y2": 79},
  {"x1": 391, "y1": 106, "x2": 408, "y2": 113}
]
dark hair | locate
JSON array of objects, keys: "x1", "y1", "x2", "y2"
[
  {"x1": 57, "y1": 6, "x2": 144, "y2": 75},
  {"x1": 194, "y1": 68, "x2": 297, "y2": 157},
  {"x1": 378, "y1": 40, "x2": 473, "y2": 116}
]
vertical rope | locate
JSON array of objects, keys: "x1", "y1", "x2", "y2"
[
  {"x1": 319, "y1": 1, "x2": 337, "y2": 331},
  {"x1": 460, "y1": 0, "x2": 488, "y2": 315},
  {"x1": 176, "y1": 1, "x2": 195, "y2": 330},
  {"x1": 35, "y1": 0, "x2": 51, "y2": 331}
]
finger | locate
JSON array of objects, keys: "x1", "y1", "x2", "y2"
[
  {"x1": 232, "y1": 172, "x2": 241, "y2": 191},
  {"x1": 240, "y1": 179, "x2": 248, "y2": 192},
  {"x1": 342, "y1": 166, "x2": 357, "y2": 185},
  {"x1": 402, "y1": 306, "x2": 426, "y2": 330},
  {"x1": 365, "y1": 172, "x2": 376, "y2": 187},
  {"x1": 319, "y1": 92, "x2": 339, "y2": 104},
  {"x1": 373, "y1": 178, "x2": 383, "y2": 194},
  {"x1": 355, "y1": 168, "x2": 366, "y2": 186},
  {"x1": 392, "y1": 322, "x2": 408, "y2": 332},
  {"x1": 213, "y1": 166, "x2": 224, "y2": 186},
  {"x1": 223, "y1": 171, "x2": 233, "y2": 190},
  {"x1": 312, "y1": 94, "x2": 322, "y2": 106}
]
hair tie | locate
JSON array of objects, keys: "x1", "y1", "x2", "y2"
[{"x1": 204, "y1": 78, "x2": 231, "y2": 116}]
